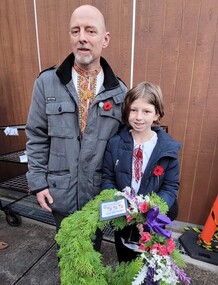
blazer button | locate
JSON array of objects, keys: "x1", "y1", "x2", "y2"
[
  {"x1": 58, "y1": 106, "x2": 62, "y2": 112},
  {"x1": 53, "y1": 182, "x2": 57, "y2": 187}
]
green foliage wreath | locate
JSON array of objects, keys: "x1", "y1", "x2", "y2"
[{"x1": 55, "y1": 189, "x2": 172, "y2": 285}]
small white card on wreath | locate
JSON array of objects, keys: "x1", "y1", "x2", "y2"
[{"x1": 100, "y1": 198, "x2": 128, "y2": 220}]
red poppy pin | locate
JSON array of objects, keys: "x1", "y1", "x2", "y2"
[
  {"x1": 153, "y1": 165, "x2": 164, "y2": 176},
  {"x1": 103, "y1": 101, "x2": 113, "y2": 111}
]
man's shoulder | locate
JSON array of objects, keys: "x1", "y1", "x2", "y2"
[
  {"x1": 116, "y1": 76, "x2": 127, "y2": 87},
  {"x1": 116, "y1": 76, "x2": 128, "y2": 93},
  {"x1": 155, "y1": 127, "x2": 182, "y2": 150},
  {"x1": 37, "y1": 65, "x2": 57, "y2": 78}
]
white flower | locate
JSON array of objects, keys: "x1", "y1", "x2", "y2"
[{"x1": 137, "y1": 194, "x2": 150, "y2": 204}]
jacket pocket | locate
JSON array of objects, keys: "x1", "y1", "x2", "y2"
[
  {"x1": 47, "y1": 173, "x2": 73, "y2": 214},
  {"x1": 98, "y1": 107, "x2": 122, "y2": 122},
  {"x1": 46, "y1": 101, "x2": 77, "y2": 138},
  {"x1": 97, "y1": 106, "x2": 122, "y2": 140}
]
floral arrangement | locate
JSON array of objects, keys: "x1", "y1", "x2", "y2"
[
  {"x1": 56, "y1": 188, "x2": 190, "y2": 285},
  {"x1": 115, "y1": 187, "x2": 190, "y2": 284}
]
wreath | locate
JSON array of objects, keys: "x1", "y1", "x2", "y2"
[{"x1": 55, "y1": 188, "x2": 190, "y2": 285}]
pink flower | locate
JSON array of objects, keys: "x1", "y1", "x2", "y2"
[
  {"x1": 166, "y1": 238, "x2": 176, "y2": 254},
  {"x1": 158, "y1": 245, "x2": 168, "y2": 255},
  {"x1": 151, "y1": 243, "x2": 168, "y2": 256},
  {"x1": 139, "y1": 201, "x2": 148, "y2": 213},
  {"x1": 140, "y1": 232, "x2": 151, "y2": 243},
  {"x1": 126, "y1": 215, "x2": 132, "y2": 223},
  {"x1": 138, "y1": 243, "x2": 149, "y2": 251}
]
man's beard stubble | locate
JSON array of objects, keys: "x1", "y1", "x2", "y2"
[{"x1": 75, "y1": 53, "x2": 94, "y2": 66}]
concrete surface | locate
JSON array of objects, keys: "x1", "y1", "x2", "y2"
[{"x1": 0, "y1": 211, "x2": 59, "y2": 285}]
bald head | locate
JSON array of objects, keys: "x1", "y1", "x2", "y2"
[
  {"x1": 70, "y1": 5, "x2": 106, "y2": 33},
  {"x1": 69, "y1": 4, "x2": 110, "y2": 70}
]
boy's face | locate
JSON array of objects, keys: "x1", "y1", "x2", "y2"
[{"x1": 128, "y1": 98, "x2": 159, "y2": 134}]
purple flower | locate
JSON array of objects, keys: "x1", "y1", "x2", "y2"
[
  {"x1": 146, "y1": 266, "x2": 159, "y2": 285},
  {"x1": 171, "y1": 261, "x2": 191, "y2": 284}
]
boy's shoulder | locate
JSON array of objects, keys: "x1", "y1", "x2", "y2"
[{"x1": 108, "y1": 126, "x2": 129, "y2": 145}]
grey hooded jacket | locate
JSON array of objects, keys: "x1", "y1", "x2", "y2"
[{"x1": 26, "y1": 53, "x2": 127, "y2": 215}]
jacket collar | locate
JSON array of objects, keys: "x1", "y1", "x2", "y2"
[
  {"x1": 119, "y1": 125, "x2": 181, "y2": 158},
  {"x1": 56, "y1": 53, "x2": 120, "y2": 90}
]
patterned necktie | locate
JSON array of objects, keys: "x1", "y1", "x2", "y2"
[
  {"x1": 134, "y1": 146, "x2": 143, "y2": 183},
  {"x1": 74, "y1": 63, "x2": 101, "y2": 133}
]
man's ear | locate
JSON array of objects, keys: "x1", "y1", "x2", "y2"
[{"x1": 102, "y1": 32, "x2": 110, "y2": 48}]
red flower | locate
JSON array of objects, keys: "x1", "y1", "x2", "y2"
[
  {"x1": 139, "y1": 201, "x2": 148, "y2": 213},
  {"x1": 103, "y1": 101, "x2": 112, "y2": 111},
  {"x1": 153, "y1": 165, "x2": 164, "y2": 176}
]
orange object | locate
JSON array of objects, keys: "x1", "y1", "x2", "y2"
[{"x1": 199, "y1": 196, "x2": 218, "y2": 244}]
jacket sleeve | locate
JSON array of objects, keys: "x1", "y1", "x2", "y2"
[
  {"x1": 101, "y1": 140, "x2": 118, "y2": 190},
  {"x1": 25, "y1": 76, "x2": 50, "y2": 192},
  {"x1": 157, "y1": 157, "x2": 180, "y2": 208}
]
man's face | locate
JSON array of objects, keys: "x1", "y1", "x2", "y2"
[{"x1": 69, "y1": 7, "x2": 110, "y2": 70}]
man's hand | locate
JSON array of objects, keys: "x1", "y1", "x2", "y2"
[{"x1": 36, "y1": 189, "x2": 53, "y2": 212}]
